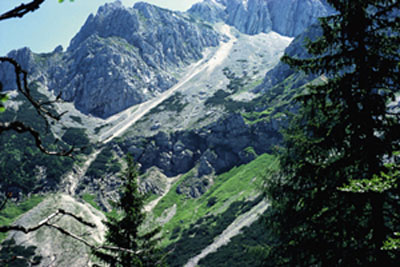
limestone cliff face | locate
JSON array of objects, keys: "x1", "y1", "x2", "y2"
[
  {"x1": 224, "y1": 0, "x2": 272, "y2": 35},
  {"x1": 189, "y1": 0, "x2": 332, "y2": 37},
  {"x1": 115, "y1": 113, "x2": 283, "y2": 197},
  {"x1": 0, "y1": 2, "x2": 220, "y2": 118},
  {"x1": 267, "y1": 0, "x2": 332, "y2": 36},
  {"x1": 255, "y1": 24, "x2": 323, "y2": 94}
]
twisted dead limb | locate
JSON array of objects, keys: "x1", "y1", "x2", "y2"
[
  {"x1": 0, "y1": 208, "x2": 141, "y2": 256},
  {"x1": 0, "y1": 0, "x2": 45, "y2": 21}
]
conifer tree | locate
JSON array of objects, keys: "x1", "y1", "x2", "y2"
[
  {"x1": 93, "y1": 155, "x2": 163, "y2": 266},
  {"x1": 265, "y1": 1, "x2": 400, "y2": 265}
]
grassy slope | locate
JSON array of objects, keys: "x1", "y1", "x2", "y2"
[
  {"x1": 0, "y1": 195, "x2": 45, "y2": 241},
  {"x1": 151, "y1": 154, "x2": 279, "y2": 246}
]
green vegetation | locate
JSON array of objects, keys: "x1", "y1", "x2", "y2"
[
  {"x1": 93, "y1": 155, "x2": 163, "y2": 266},
  {"x1": 242, "y1": 108, "x2": 274, "y2": 125},
  {"x1": 144, "y1": 193, "x2": 159, "y2": 205},
  {"x1": 137, "y1": 92, "x2": 189, "y2": 124},
  {"x1": 86, "y1": 148, "x2": 121, "y2": 178},
  {"x1": 61, "y1": 127, "x2": 92, "y2": 154},
  {"x1": 0, "y1": 84, "x2": 74, "y2": 195},
  {"x1": 152, "y1": 154, "x2": 278, "y2": 246},
  {"x1": 199, "y1": 216, "x2": 273, "y2": 267},
  {"x1": 82, "y1": 194, "x2": 102, "y2": 211},
  {"x1": 205, "y1": 68, "x2": 263, "y2": 113},
  {"x1": 265, "y1": 1, "x2": 400, "y2": 265},
  {"x1": 0, "y1": 87, "x2": 7, "y2": 113},
  {"x1": 166, "y1": 197, "x2": 263, "y2": 267},
  {"x1": 0, "y1": 195, "x2": 45, "y2": 241},
  {"x1": 205, "y1": 90, "x2": 252, "y2": 113},
  {"x1": 148, "y1": 92, "x2": 188, "y2": 115}
]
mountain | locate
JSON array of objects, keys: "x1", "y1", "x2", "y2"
[
  {"x1": 0, "y1": 0, "x2": 332, "y2": 118},
  {"x1": 189, "y1": 0, "x2": 332, "y2": 36},
  {"x1": 0, "y1": 0, "x2": 333, "y2": 266},
  {"x1": 1, "y1": 1, "x2": 221, "y2": 118},
  {"x1": 255, "y1": 23, "x2": 323, "y2": 95}
]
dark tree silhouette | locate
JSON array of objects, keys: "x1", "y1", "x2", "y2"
[
  {"x1": 93, "y1": 155, "x2": 164, "y2": 267},
  {"x1": 264, "y1": 0, "x2": 400, "y2": 265}
]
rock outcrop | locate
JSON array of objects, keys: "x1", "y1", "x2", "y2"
[
  {"x1": 255, "y1": 23, "x2": 323, "y2": 94},
  {"x1": 9, "y1": 194, "x2": 106, "y2": 267},
  {"x1": 0, "y1": 1, "x2": 221, "y2": 118},
  {"x1": 189, "y1": 0, "x2": 332, "y2": 37},
  {"x1": 116, "y1": 113, "x2": 283, "y2": 182}
]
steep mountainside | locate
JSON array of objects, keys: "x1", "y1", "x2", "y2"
[
  {"x1": 0, "y1": 1, "x2": 334, "y2": 266},
  {"x1": 255, "y1": 23, "x2": 323, "y2": 94},
  {"x1": 189, "y1": 0, "x2": 332, "y2": 36},
  {"x1": 0, "y1": 1, "x2": 220, "y2": 118}
]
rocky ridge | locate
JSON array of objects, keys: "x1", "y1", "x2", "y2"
[
  {"x1": 189, "y1": 0, "x2": 332, "y2": 37},
  {"x1": 111, "y1": 113, "x2": 283, "y2": 198},
  {"x1": 255, "y1": 23, "x2": 323, "y2": 94},
  {"x1": 0, "y1": 1, "x2": 221, "y2": 118}
]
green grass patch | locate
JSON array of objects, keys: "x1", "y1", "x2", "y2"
[
  {"x1": 0, "y1": 195, "x2": 45, "y2": 241},
  {"x1": 144, "y1": 193, "x2": 160, "y2": 205},
  {"x1": 234, "y1": 78, "x2": 264, "y2": 96},
  {"x1": 152, "y1": 154, "x2": 279, "y2": 245},
  {"x1": 86, "y1": 148, "x2": 121, "y2": 178},
  {"x1": 82, "y1": 194, "x2": 102, "y2": 211},
  {"x1": 242, "y1": 107, "x2": 274, "y2": 125}
]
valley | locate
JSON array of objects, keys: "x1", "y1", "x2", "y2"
[{"x1": 0, "y1": 0, "x2": 334, "y2": 266}]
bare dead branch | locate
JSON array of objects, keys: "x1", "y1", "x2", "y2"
[
  {"x1": 0, "y1": 57, "x2": 64, "y2": 125},
  {"x1": 0, "y1": 121, "x2": 77, "y2": 157},
  {"x1": 46, "y1": 223, "x2": 141, "y2": 255},
  {"x1": 0, "y1": 208, "x2": 96, "y2": 233},
  {"x1": 0, "y1": 57, "x2": 82, "y2": 156},
  {"x1": 0, "y1": 208, "x2": 153, "y2": 264},
  {"x1": 0, "y1": 207, "x2": 141, "y2": 256},
  {"x1": 0, "y1": 192, "x2": 12, "y2": 211},
  {"x1": 0, "y1": 0, "x2": 45, "y2": 21}
]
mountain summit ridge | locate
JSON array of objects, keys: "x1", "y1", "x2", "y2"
[
  {"x1": 0, "y1": 1, "x2": 221, "y2": 118},
  {"x1": 189, "y1": 0, "x2": 332, "y2": 36}
]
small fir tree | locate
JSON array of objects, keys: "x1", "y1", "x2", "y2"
[{"x1": 93, "y1": 155, "x2": 163, "y2": 266}]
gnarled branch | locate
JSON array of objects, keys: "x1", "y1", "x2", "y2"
[
  {"x1": 0, "y1": 208, "x2": 96, "y2": 233},
  {"x1": 0, "y1": 0, "x2": 45, "y2": 21},
  {"x1": 0, "y1": 208, "x2": 141, "y2": 256},
  {"x1": 0, "y1": 121, "x2": 77, "y2": 157},
  {"x1": 0, "y1": 57, "x2": 65, "y2": 125},
  {"x1": 0, "y1": 57, "x2": 80, "y2": 156}
]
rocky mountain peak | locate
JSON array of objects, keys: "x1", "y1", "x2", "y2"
[
  {"x1": 97, "y1": 0, "x2": 124, "y2": 15},
  {"x1": 189, "y1": 0, "x2": 332, "y2": 37},
  {"x1": 268, "y1": 0, "x2": 331, "y2": 36},
  {"x1": 0, "y1": 1, "x2": 221, "y2": 118}
]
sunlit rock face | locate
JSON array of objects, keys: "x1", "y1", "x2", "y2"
[
  {"x1": 189, "y1": 0, "x2": 332, "y2": 37},
  {"x1": 0, "y1": 2, "x2": 221, "y2": 118}
]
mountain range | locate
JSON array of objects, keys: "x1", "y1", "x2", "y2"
[{"x1": 0, "y1": 0, "x2": 332, "y2": 266}]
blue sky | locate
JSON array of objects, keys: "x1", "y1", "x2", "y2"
[{"x1": 0, "y1": 0, "x2": 201, "y2": 56}]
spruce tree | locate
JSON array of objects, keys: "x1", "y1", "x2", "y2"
[
  {"x1": 93, "y1": 155, "x2": 163, "y2": 266},
  {"x1": 264, "y1": 1, "x2": 400, "y2": 265}
]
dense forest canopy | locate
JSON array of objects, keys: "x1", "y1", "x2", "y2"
[{"x1": 265, "y1": 0, "x2": 400, "y2": 265}]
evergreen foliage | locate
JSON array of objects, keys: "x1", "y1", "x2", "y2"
[
  {"x1": 264, "y1": 1, "x2": 400, "y2": 265},
  {"x1": 0, "y1": 239, "x2": 42, "y2": 267},
  {"x1": 93, "y1": 155, "x2": 163, "y2": 267},
  {"x1": 0, "y1": 85, "x2": 74, "y2": 195}
]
